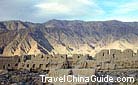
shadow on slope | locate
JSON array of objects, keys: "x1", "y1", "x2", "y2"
[{"x1": 30, "y1": 29, "x2": 54, "y2": 53}]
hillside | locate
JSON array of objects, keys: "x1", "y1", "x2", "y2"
[{"x1": 0, "y1": 20, "x2": 138, "y2": 56}]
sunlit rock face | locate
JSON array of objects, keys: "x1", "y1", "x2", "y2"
[{"x1": 0, "y1": 20, "x2": 138, "y2": 56}]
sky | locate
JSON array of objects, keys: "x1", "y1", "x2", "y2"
[{"x1": 0, "y1": 0, "x2": 138, "y2": 22}]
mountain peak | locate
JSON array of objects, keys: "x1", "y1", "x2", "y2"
[{"x1": 1, "y1": 20, "x2": 138, "y2": 56}]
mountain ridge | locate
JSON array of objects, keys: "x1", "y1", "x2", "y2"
[{"x1": 0, "y1": 19, "x2": 138, "y2": 56}]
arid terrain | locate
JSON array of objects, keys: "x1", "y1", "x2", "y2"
[
  {"x1": 1, "y1": 20, "x2": 138, "y2": 56},
  {"x1": 0, "y1": 0, "x2": 138, "y2": 84},
  {"x1": 0, "y1": 20, "x2": 138, "y2": 85}
]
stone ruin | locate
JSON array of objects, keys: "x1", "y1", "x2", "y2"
[
  {"x1": 95, "y1": 49, "x2": 138, "y2": 70},
  {"x1": 0, "y1": 55, "x2": 20, "y2": 70},
  {"x1": 0, "y1": 49, "x2": 138, "y2": 85},
  {"x1": 0, "y1": 49, "x2": 138, "y2": 72},
  {"x1": 18, "y1": 54, "x2": 69, "y2": 71}
]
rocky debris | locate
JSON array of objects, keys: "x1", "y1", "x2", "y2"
[
  {"x1": 95, "y1": 70, "x2": 138, "y2": 85},
  {"x1": 0, "y1": 70, "x2": 137, "y2": 85},
  {"x1": 0, "y1": 70, "x2": 47, "y2": 85}
]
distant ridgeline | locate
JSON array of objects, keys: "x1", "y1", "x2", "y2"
[
  {"x1": 1, "y1": 20, "x2": 138, "y2": 56},
  {"x1": 0, "y1": 49, "x2": 138, "y2": 71}
]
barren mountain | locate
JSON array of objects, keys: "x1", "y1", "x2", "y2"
[{"x1": 0, "y1": 20, "x2": 138, "y2": 56}]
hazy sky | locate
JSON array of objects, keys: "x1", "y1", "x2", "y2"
[{"x1": 0, "y1": 0, "x2": 138, "y2": 22}]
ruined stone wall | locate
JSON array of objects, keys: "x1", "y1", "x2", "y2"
[
  {"x1": 0, "y1": 49, "x2": 137, "y2": 71},
  {"x1": 18, "y1": 54, "x2": 69, "y2": 71},
  {"x1": 0, "y1": 56, "x2": 20, "y2": 70},
  {"x1": 95, "y1": 49, "x2": 138, "y2": 70},
  {"x1": 70, "y1": 54, "x2": 93, "y2": 68}
]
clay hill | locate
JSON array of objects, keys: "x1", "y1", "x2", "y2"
[{"x1": 0, "y1": 20, "x2": 138, "y2": 56}]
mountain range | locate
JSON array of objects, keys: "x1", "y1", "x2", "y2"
[{"x1": 0, "y1": 19, "x2": 138, "y2": 56}]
